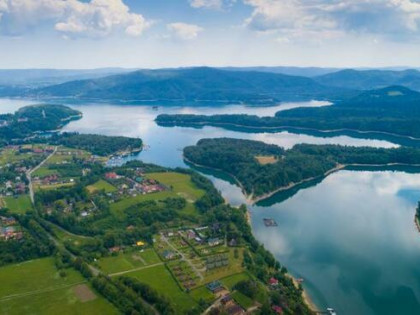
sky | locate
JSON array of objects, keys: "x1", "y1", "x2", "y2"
[{"x1": 1, "y1": 0, "x2": 420, "y2": 69}]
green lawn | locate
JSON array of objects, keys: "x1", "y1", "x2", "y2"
[
  {"x1": 111, "y1": 172, "x2": 205, "y2": 218},
  {"x1": 125, "y1": 264, "x2": 197, "y2": 314},
  {"x1": 0, "y1": 258, "x2": 117, "y2": 315},
  {"x1": 110, "y1": 191, "x2": 175, "y2": 216},
  {"x1": 220, "y1": 272, "x2": 252, "y2": 290},
  {"x1": 97, "y1": 249, "x2": 161, "y2": 274},
  {"x1": 232, "y1": 291, "x2": 254, "y2": 310},
  {"x1": 190, "y1": 286, "x2": 215, "y2": 303},
  {"x1": 32, "y1": 167, "x2": 58, "y2": 178},
  {"x1": 146, "y1": 172, "x2": 205, "y2": 201},
  {"x1": 87, "y1": 180, "x2": 117, "y2": 194},
  {"x1": 3, "y1": 195, "x2": 33, "y2": 214}
]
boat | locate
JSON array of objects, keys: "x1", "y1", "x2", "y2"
[
  {"x1": 263, "y1": 218, "x2": 278, "y2": 227},
  {"x1": 327, "y1": 308, "x2": 337, "y2": 315}
]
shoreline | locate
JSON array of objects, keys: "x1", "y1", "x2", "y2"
[
  {"x1": 157, "y1": 120, "x2": 420, "y2": 142},
  {"x1": 415, "y1": 216, "x2": 420, "y2": 233},
  {"x1": 288, "y1": 275, "x2": 319, "y2": 313},
  {"x1": 186, "y1": 156, "x2": 420, "y2": 205}
]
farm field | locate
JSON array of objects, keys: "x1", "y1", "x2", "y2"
[
  {"x1": 124, "y1": 264, "x2": 198, "y2": 314},
  {"x1": 97, "y1": 248, "x2": 161, "y2": 274},
  {"x1": 0, "y1": 258, "x2": 117, "y2": 315},
  {"x1": 3, "y1": 195, "x2": 33, "y2": 214}
]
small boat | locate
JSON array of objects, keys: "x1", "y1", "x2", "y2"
[
  {"x1": 152, "y1": 106, "x2": 159, "y2": 110},
  {"x1": 263, "y1": 218, "x2": 278, "y2": 227},
  {"x1": 327, "y1": 308, "x2": 337, "y2": 315}
]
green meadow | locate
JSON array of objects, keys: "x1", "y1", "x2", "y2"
[
  {"x1": 3, "y1": 195, "x2": 33, "y2": 214},
  {"x1": 0, "y1": 258, "x2": 117, "y2": 315}
]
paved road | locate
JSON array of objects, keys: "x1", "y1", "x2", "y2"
[
  {"x1": 27, "y1": 146, "x2": 58, "y2": 204},
  {"x1": 161, "y1": 235, "x2": 204, "y2": 281},
  {"x1": 108, "y1": 262, "x2": 164, "y2": 277}
]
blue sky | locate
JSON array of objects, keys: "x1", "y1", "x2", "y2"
[{"x1": 1, "y1": 0, "x2": 420, "y2": 69}]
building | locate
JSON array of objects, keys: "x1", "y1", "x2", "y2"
[
  {"x1": 272, "y1": 305, "x2": 284, "y2": 314},
  {"x1": 208, "y1": 238, "x2": 222, "y2": 247},
  {"x1": 269, "y1": 277, "x2": 279, "y2": 287},
  {"x1": 162, "y1": 250, "x2": 175, "y2": 260},
  {"x1": 105, "y1": 172, "x2": 118, "y2": 180}
]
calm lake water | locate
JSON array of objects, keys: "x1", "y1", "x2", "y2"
[{"x1": 2, "y1": 99, "x2": 420, "y2": 315}]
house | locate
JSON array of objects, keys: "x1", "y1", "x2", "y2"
[
  {"x1": 186, "y1": 230, "x2": 196, "y2": 239},
  {"x1": 105, "y1": 172, "x2": 118, "y2": 180},
  {"x1": 226, "y1": 304, "x2": 244, "y2": 315},
  {"x1": 228, "y1": 239, "x2": 238, "y2": 247},
  {"x1": 162, "y1": 250, "x2": 175, "y2": 260},
  {"x1": 269, "y1": 277, "x2": 279, "y2": 287},
  {"x1": 109, "y1": 246, "x2": 121, "y2": 253},
  {"x1": 221, "y1": 295, "x2": 233, "y2": 305},
  {"x1": 208, "y1": 238, "x2": 222, "y2": 247},
  {"x1": 272, "y1": 305, "x2": 284, "y2": 314},
  {"x1": 206, "y1": 281, "x2": 224, "y2": 293}
]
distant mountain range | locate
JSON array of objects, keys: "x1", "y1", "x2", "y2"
[
  {"x1": 1, "y1": 66, "x2": 420, "y2": 104},
  {"x1": 314, "y1": 69, "x2": 420, "y2": 91},
  {"x1": 29, "y1": 67, "x2": 349, "y2": 104},
  {"x1": 0, "y1": 68, "x2": 137, "y2": 87}
]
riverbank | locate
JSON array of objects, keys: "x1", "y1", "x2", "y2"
[
  {"x1": 288, "y1": 275, "x2": 319, "y2": 313},
  {"x1": 415, "y1": 215, "x2": 420, "y2": 233}
]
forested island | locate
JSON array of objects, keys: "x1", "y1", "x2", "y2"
[
  {"x1": 157, "y1": 86, "x2": 420, "y2": 139},
  {"x1": 184, "y1": 138, "x2": 420, "y2": 202},
  {"x1": 0, "y1": 104, "x2": 81, "y2": 146},
  {"x1": 51, "y1": 133, "x2": 143, "y2": 156}
]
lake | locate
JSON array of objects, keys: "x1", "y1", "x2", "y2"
[{"x1": 2, "y1": 99, "x2": 420, "y2": 315}]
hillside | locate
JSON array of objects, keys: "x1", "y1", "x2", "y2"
[
  {"x1": 315, "y1": 69, "x2": 420, "y2": 91},
  {"x1": 156, "y1": 86, "x2": 420, "y2": 139},
  {"x1": 32, "y1": 67, "x2": 348, "y2": 103},
  {"x1": 0, "y1": 104, "x2": 81, "y2": 145}
]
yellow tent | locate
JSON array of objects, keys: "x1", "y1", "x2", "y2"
[{"x1": 136, "y1": 241, "x2": 145, "y2": 246}]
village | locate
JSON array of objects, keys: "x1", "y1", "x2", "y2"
[
  {"x1": 0, "y1": 216, "x2": 23, "y2": 241},
  {"x1": 103, "y1": 169, "x2": 167, "y2": 198}
]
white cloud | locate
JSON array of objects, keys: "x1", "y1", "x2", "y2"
[
  {"x1": 0, "y1": 0, "x2": 150, "y2": 38},
  {"x1": 243, "y1": 0, "x2": 420, "y2": 42},
  {"x1": 189, "y1": 0, "x2": 235, "y2": 10},
  {"x1": 167, "y1": 22, "x2": 203, "y2": 40}
]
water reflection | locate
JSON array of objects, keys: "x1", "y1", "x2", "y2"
[{"x1": 251, "y1": 171, "x2": 420, "y2": 315}]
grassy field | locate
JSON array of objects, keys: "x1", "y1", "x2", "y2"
[
  {"x1": 146, "y1": 172, "x2": 205, "y2": 202},
  {"x1": 0, "y1": 149, "x2": 37, "y2": 166},
  {"x1": 110, "y1": 172, "x2": 205, "y2": 218},
  {"x1": 48, "y1": 222, "x2": 94, "y2": 250},
  {"x1": 0, "y1": 258, "x2": 117, "y2": 315},
  {"x1": 232, "y1": 291, "x2": 254, "y2": 310},
  {"x1": 220, "y1": 272, "x2": 252, "y2": 290},
  {"x1": 98, "y1": 248, "x2": 161, "y2": 274},
  {"x1": 87, "y1": 180, "x2": 117, "y2": 194},
  {"x1": 190, "y1": 286, "x2": 215, "y2": 303},
  {"x1": 3, "y1": 195, "x2": 33, "y2": 214},
  {"x1": 32, "y1": 167, "x2": 58, "y2": 178},
  {"x1": 125, "y1": 264, "x2": 197, "y2": 314}
]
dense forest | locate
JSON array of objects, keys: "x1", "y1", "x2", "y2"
[
  {"x1": 157, "y1": 86, "x2": 420, "y2": 139},
  {"x1": 52, "y1": 133, "x2": 143, "y2": 156},
  {"x1": 184, "y1": 138, "x2": 420, "y2": 198},
  {"x1": 0, "y1": 104, "x2": 81, "y2": 146}
]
